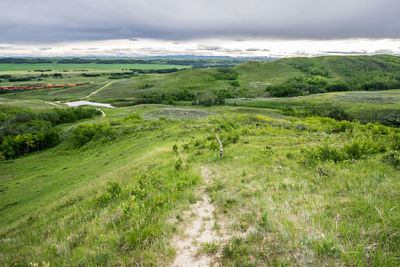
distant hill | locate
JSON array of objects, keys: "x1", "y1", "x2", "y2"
[
  {"x1": 2, "y1": 55, "x2": 400, "y2": 106},
  {"x1": 87, "y1": 55, "x2": 400, "y2": 106},
  {"x1": 248, "y1": 55, "x2": 400, "y2": 97}
]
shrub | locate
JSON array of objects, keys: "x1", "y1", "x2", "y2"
[
  {"x1": 175, "y1": 158, "x2": 183, "y2": 170},
  {"x1": 106, "y1": 182, "x2": 121, "y2": 198},
  {"x1": 303, "y1": 137, "x2": 386, "y2": 165},
  {"x1": 382, "y1": 151, "x2": 400, "y2": 168},
  {"x1": 230, "y1": 80, "x2": 240, "y2": 87},
  {"x1": 122, "y1": 113, "x2": 142, "y2": 123},
  {"x1": 212, "y1": 68, "x2": 238, "y2": 80},
  {"x1": 72, "y1": 123, "x2": 117, "y2": 147},
  {"x1": 0, "y1": 130, "x2": 59, "y2": 159}
]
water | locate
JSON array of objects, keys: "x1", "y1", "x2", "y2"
[{"x1": 65, "y1": 101, "x2": 114, "y2": 108}]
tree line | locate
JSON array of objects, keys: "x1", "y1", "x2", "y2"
[{"x1": 0, "y1": 107, "x2": 100, "y2": 159}]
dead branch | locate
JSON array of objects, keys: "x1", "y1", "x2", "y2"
[{"x1": 216, "y1": 133, "x2": 223, "y2": 157}]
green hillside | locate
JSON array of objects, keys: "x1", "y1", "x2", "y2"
[
  {"x1": 80, "y1": 55, "x2": 400, "y2": 104},
  {"x1": 1, "y1": 104, "x2": 400, "y2": 266},
  {"x1": 2, "y1": 55, "x2": 400, "y2": 106},
  {"x1": 1, "y1": 55, "x2": 400, "y2": 266}
]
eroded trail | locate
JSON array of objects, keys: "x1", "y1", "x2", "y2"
[
  {"x1": 171, "y1": 167, "x2": 227, "y2": 267},
  {"x1": 84, "y1": 81, "x2": 115, "y2": 99}
]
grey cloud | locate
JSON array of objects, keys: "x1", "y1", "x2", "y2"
[
  {"x1": 323, "y1": 51, "x2": 367, "y2": 55},
  {"x1": 246, "y1": 48, "x2": 270, "y2": 52},
  {"x1": 198, "y1": 45, "x2": 243, "y2": 53},
  {"x1": 374, "y1": 49, "x2": 395, "y2": 54},
  {"x1": 198, "y1": 45, "x2": 223, "y2": 51},
  {"x1": 0, "y1": 0, "x2": 399, "y2": 42}
]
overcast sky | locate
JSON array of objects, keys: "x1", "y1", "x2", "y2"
[{"x1": 1, "y1": 0, "x2": 400, "y2": 57}]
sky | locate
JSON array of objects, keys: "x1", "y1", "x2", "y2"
[{"x1": 1, "y1": 0, "x2": 400, "y2": 57}]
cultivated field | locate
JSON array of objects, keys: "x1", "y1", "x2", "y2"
[{"x1": 0, "y1": 63, "x2": 190, "y2": 72}]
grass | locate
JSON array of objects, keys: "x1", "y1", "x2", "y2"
[
  {"x1": 1, "y1": 56, "x2": 400, "y2": 265},
  {"x1": 3, "y1": 55, "x2": 400, "y2": 106},
  {"x1": 0, "y1": 63, "x2": 190, "y2": 87},
  {"x1": 0, "y1": 106, "x2": 399, "y2": 265},
  {"x1": 227, "y1": 89, "x2": 400, "y2": 125},
  {"x1": 186, "y1": 115, "x2": 400, "y2": 266},
  {"x1": 0, "y1": 63, "x2": 190, "y2": 72},
  {"x1": 0, "y1": 113, "x2": 205, "y2": 265},
  {"x1": 1, "y1": 83, "x2": 106, "y2": 102}
]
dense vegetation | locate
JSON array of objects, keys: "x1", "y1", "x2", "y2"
[{"x1": 0, "y1": 106, "x2": 100, "y2": 158}]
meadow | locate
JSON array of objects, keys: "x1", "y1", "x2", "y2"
[{"x1": 1, "y1": 55, "x2": 400, "y2": 266}]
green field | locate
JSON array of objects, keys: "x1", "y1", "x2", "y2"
[
  {"x1": 0, "y1": 63, "x2": 190, "y2": 72},
  {"x1": 1, "y1": 56, "x2": 400, "y2": 266}
]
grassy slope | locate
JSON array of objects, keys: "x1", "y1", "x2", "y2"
[
  {"x1": 1, "y1": 105, "x2": 400, "y2": 266},
  {"x1": 81, "y1": 55, "x2": 400, "y2": 103},
  {"x1": 89, "y1": 61, "x2": 302, "y2": 102},
  {"x1": 0, "y1": 83, "x2": 106, "y2": 102},
  {"x1": 90, "y1": 68, "x2": 231, "y2": 102},
  {"x1": 0, "y1": 108, "x2": 207, "y2": 265},
  {"x1": 227, "y1": 89, "x2": 400, "y2": 124}
]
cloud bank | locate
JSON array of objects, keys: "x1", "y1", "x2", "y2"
[
  {"x1": 0, "y1": 38, "x2": 399, "y2": 58},
  {"x1": 1, "y1": 0, "x2": 400, "y2": 42}
]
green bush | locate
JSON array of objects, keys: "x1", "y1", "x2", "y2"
[
  {"x1": 72, "y1": 123, "x2": 117, "y2": 147},
  {"x1": 212, "y1": 68, "x2": 238, "y2": 80},
  {"x1": 106, "y1": 182, "x2": 121, "y2": 198},
  {"x1": 0, "y1": 130, "x2": 59, "y2": 159},
  {"x1": 303, "y1": 137, "x2": 387, "y2": 165},
  {"x1": 382, "y1": 151, "x2": 400, "y2": 168}
]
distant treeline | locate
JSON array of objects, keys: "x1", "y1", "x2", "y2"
[
  {"x1": 0, "y1": 58, "x2": 53, "y2": 64},
  {"x1": 0, "y1": 73, "x2": 64, "y2": 84},
  {"x1": 0, "y1": 107, "x2": 100, "y2": 159}
]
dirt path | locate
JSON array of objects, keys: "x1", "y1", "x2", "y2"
[
  {"x1": 171, "y1": 167, "x2": 227, "y2": 267},
  {"x1": 44, "y1": 101, "x2": 62, "y2": 108},
  {"x1": 96, "y1": 108, "x2": 106, "y2": 117},
  {"x1": 84, "y1": 81, "x2": 115, "y2": 99}
]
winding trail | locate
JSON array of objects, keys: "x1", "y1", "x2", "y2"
[
  {"x1": 44, "y1": 101, "x2": 62, "y2": 108},
  {"x1": 171, "y1": 167, "x2": 227, "y2": 267},
  {"x1": 96, "y1": 108, "x2": 106, "y2": 117},
  {"x1": 84, "y1": 81, "x2": 115, "y2": 99}
]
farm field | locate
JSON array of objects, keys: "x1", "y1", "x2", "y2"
[
  {"x1": 1, "y1": 55, "x2": 400, "y2": 266},
  {"x1": 0, "y1": 63, "x2": 190, "y2": 72}
]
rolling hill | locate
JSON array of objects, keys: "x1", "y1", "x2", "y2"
[{"x1": 84, "y1": 55, "x2": 400, "y2": 105}]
